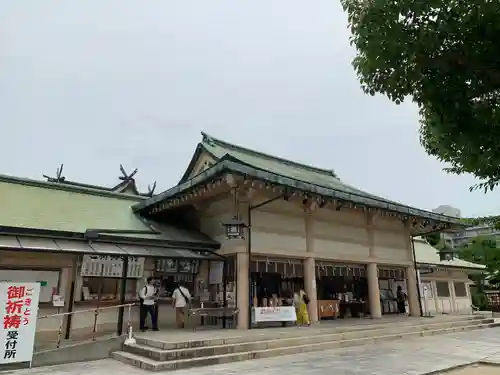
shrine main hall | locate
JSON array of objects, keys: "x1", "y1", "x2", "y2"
[
  {"x1": 133, "y1": 133, "x2": 463, "y2": 328},
  {"x1": 0, "y1": 132, "x2": 468, "y2": 333}
]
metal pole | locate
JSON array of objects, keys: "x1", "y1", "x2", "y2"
[
  {"x1": 64, "y1": 256, "x2": 79, "y2": 340},
  {"x1": 247, "y1": 205, "x2": 253, "y2": 329},
  {"x1": 124, "y1": 304, "x2": 136, "y2": 345},
  {"x1": 117, "y1": 256, "x2": 129, "y2": 335},
  {"x1": 411, "y1": 237, "x2": 424, "y2": 317},
  {"x1": 222, "y1": 259, "x2": 228, "y2": 328},
  {"x1": 246, "y1": 194, "x2": 284, "y2": 330}
]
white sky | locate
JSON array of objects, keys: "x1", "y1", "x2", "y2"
[{"x1": 1, "y1": 0, "x2": 499, "y2": 218}]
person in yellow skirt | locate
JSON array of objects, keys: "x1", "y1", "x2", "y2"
[{"x1": 294, "y1": 289, "x2": 311, "y2": 326}]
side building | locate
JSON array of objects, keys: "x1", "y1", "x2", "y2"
[
  {"x1": 0, "y1": 172, "x2": 220, "y2": 342},
  {"x1": 413, "y1": 237, "x2": 485, "y2": 315}
]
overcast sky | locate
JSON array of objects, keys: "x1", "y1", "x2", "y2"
[{"x1": 1, "y1": 1, "x2": 499, "y2": 218}]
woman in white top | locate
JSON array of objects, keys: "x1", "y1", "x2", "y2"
[{"x1": 172, "y1": 282, "x2": 191, "y2": 328}]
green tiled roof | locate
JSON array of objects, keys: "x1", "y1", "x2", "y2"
[
  {"x1": 0, "y1": 174, "x2": 148, "y2": 233},
  {"x1": 200, "y1": 133, "x2": 402, "y2": 204},
  {"x1": 413, "y1": 237, "x2": 485, "y2": 270},
  {"x1": 136, "y1": 133, "x2": 463, "y2": 227},
  {"x1": 0, "y1": 175, "x2": 216, "y2": 245}
]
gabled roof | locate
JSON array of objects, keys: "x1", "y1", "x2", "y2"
[
  {"x1": 180, "y1": 132, "x2": 339, "y2": 184},
  {"x1": 136, "y1": 133, "x2": 464, "y2": 227},
  {"x1": 0, "y1": 174, "x2": 217, "y2": 247},
  {"x1": 413, "y1": 236, "x2": 485, "y2": 270},
  {"x1": 194, "y1": 133, "x2": 425, "y2": 204}
]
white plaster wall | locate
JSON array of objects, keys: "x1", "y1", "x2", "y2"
[
  {"x1": 372, "y1": 225, "x2": 410, "y2": 263},
  {"x1": 314, "y1": 239, "x2": 369, "y2": 259},
  {"x1": 250, "y1": 231, "x2": 306, "y2": 255},
  {"x1": 313, "y1": 217, "x2": 369, "y2": 259},
  {"x1": 199, "y1": 198, "x2": 415, "y2": 266},
  {"x1": 249, "y1": 207, "x2": 373, "y2": 260},
  {"x1": 199, "y1": 196, "x2": 238, "y2": 248},
  {"x1": 420, "y1": 274, "x2": 472, "y2": 315},
  {"x1": 249, "y1": 210, "x2": 306, "y2": 256},
  {"x1": 424, "y1": 297, "x2": 472, "y2": 315},
  {"x1": 252, "y1": 210, "x2": 305, "y2": 235}
]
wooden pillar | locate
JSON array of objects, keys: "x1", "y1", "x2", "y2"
[
  {"x1": 449, "y1": 280, "x2": 457, "y2": 314},
  {"x1": 406, "y1": 266, "x2": 421, "y2": 317},
  {"x1": 304, "y1": 212, "x2": 318, "y2": 323},
  {"x1": 64, "y1": 256, "x2": 79, "y2": 339},
  {"x1": 236, "y1": 252, "x2": 249, "y2": 329},
  {"x1": 367, "y1": 263, "x2": 382, "y2": 318},
  {"x1": 432, "y1": 280, "x2": 440, "y2": 313},
  {"x1": 404, "y1": 220, "x2": 421, "y2": 317},
  {"x1": 366, "y1": 211, "x2": 381, "y2": 318}
]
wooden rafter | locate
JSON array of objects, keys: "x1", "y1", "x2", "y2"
[{"x1": 145, "y1": 174, "x2": 463, "y2": 235}]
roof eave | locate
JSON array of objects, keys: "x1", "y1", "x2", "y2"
[
  {"x1": 135, "y1": 160, "x2": 463, "y2": 225},
  {"x1": 417, "y1": 262, "x2": 486, "y2": 272},
  {"x1": 134, "y1": 161, "x2": 229, "y2": 211},
  {"x1": 0, "y1": 225, "x2": 220, "y2": 250}
]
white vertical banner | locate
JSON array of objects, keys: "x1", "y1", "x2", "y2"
[
  {"x1": 0, "y1": 282, "x2": 41, "y2": 365},
  {"x1": 209, "y1": 261, "x2": 224, "y2": 284}
]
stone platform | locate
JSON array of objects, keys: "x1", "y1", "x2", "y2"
[
  {"x1": 9, "y1": 324, "x2": 500, "y2": 375},
  {"x1": 112, "y1": 314, "x2": 499, "y2": 371}
]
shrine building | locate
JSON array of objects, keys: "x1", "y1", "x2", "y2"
[
  {"x1": 0, "y1": 133, "x2": 479, "y2": 339},
  {"x1": 134, "y1": 133, "x2": 465, "y2": 328}
]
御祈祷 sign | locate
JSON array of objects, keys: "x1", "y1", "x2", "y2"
[
  {"x1": 0, "y1": 282, "x2": 40, "y2": 364},
  {"x1": 252, "y1": 306, "x2": 297, "y2": 323}
]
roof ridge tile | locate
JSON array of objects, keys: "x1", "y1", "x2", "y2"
[{"x1": 201, "y1": 132, "x2": 337, "y2": 177}]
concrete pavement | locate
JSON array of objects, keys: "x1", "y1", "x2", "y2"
[{"x1": 7, "y1": 327, "x2": 500, "y2": 375}]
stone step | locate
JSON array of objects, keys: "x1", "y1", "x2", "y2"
[
  {"x1": 112, "y1": 321, "x2": 500, "y2": 372},
  {"x1": 125, "y1": 318, "x2": 493, "y2": 361},
  {"x1": 135, "y1": 315, "x2": 486, "y2": 350}
]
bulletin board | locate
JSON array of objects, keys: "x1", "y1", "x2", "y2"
[{"x1": 0, "y1": 269, "x2": 60, "y2": 303}]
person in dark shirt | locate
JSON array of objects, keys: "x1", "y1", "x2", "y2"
[{"x1": 396, "y1": 285, "x2": 407, "y2": 315}]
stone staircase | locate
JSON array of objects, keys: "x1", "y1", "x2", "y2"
[{"x1": 112, "y1": 315, "x2": 499, "y2": 372}]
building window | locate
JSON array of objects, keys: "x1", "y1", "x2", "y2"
[
  {"x1": 436, "y1": 281, "x2": 450, "y2": 297},
  {"x1": 439, "y1": 251, "x2": 455, "y2": 262},
  {"x1": 81, "y1": 278, "x2": 138, "y2": 302},
  {"x1": 454, "y1": 282, "x2": 467, "y2": 297},
  {"x1": 420, "y1": 281, "x2": 434, "y2": 298}
]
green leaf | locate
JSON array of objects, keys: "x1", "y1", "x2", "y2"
[{"x1": 344, "y1": 0, "x2": 500, "y2": 189}]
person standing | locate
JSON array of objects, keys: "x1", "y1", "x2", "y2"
[
  {"x1": 295, "y1": 289, "x2": 311, "y2": 326},
  {"x1": 172, "y1": 282, "x2": 191, "y2": 328},
  {"x1": 139, "y1": 277, "x2": 159, "y2": 332},
  {"x1": 396, "y1": 285, "x2": 407, "y2": 315}
]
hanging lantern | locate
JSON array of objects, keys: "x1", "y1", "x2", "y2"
[{"x1": 222, "y1": 216, "x2": 246, "y2": 240}]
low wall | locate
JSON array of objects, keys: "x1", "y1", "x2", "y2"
[
  {"x1": 32, "y1": 335, "x2": 124, "y2": 367},
  {"x1": 36, "y1": 304, "x2": 178, "y2": 344},
  {"x1": 421, "y1": 297, "x2": 472, "y2": 315}
]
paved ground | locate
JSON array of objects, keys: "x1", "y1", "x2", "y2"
[
  {"x1": 445, "y1": 365, "x2": 500, "y2": 375},
  {"x1": 8, "y1": 327, "x2": 500, "y2": 375}
]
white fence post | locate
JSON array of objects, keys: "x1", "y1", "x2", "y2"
[{"x1": 124, "y1": 304, "x2": 136, "y2": 345}]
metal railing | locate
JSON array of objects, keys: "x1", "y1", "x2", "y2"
[{"x1": 37, "y1": 303, "x2": 137, "y2": 349}]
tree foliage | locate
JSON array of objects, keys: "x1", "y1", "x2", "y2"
[
  {"x1": 342, "y1": 0, "x2": 500, "y2": 191},
  {"x1": 425, "y1": 232, "x2": 441, "y2": 247},
  {"x1": 461, "y1": 216, "x2": 500, "y2": 229},
  {"x1": 459, "y1": 236, "x2": 500, "y2": 286}
]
